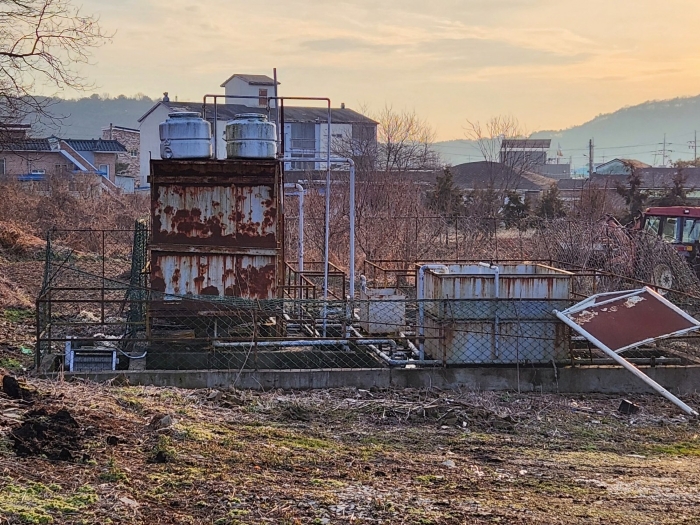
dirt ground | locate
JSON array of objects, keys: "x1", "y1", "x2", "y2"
[{"x1": 0, "y1": 379, "x2": 699, "y2": 525}]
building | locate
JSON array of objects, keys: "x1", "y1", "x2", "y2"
[
  {"x1": 137, "y1": 73, "x2": 378, "y2": 187},
  {"x1": 0, "y1": 126, "x2": 127, "y2": 194},
  {"x1": 102, "y1": 124, "x2": 140, "y2": 190},
  {"x1": 220, "y1": 74, "x2": 278, "y2": 107},
  {"x1": 594, "y1": 158, "x2": 651, "y2": 176},
  {"x1": 449, "y1": 161, "x2": 557, "y2": 196},
  {"x1": 500, "y1": 139, "x2": 551, "y2": 167}
]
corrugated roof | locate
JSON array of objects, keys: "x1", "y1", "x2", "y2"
[
  {"x1": 220, "y1": 74, "x2": 278, "y2": 87},
  {"x1": 64, "y1": 139, "x2": 126, "y2": 152},
  {"x1": 141, "y1": 101, "x2": 377, "y2": 125}
]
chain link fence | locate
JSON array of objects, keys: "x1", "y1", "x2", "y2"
[{"x1": 35, "y1": 219, "x2": 700, "y2": 374}]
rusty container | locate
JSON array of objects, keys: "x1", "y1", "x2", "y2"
[
  {"x1": 149, "y1": 159, "x2": 284, "y2": 305},
  {"x1": 422, "y1": 263, "x2": 572, "y2": 364}
]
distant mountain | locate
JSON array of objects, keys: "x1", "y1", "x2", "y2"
[
  {"x1": 31, "y1": 95, "x2": 158, "y2": 138},
  {"x1": 434, "y1": 95, "x2": 700, "y2": 169}
]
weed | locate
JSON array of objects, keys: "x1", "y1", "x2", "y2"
[
  {"x1": 0, "y1": 481, "x2": 96, "y2": 524},
  {"x1": 99, "y1": 457, "x2": 128, "y2": 483},
  {"x1": 3, "y1": 308, "x2": 33, "y2": 323}
]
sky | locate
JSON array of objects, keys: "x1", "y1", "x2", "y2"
[{"x1": 57, "y1": 0, "x2": 700, "y2": 140}]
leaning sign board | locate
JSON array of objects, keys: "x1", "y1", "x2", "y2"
[{"x1": 554, "y1": 287, "x2": 700, "y2": 416}]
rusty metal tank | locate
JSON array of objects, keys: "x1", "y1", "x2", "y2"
[
  {"x1": 159, "y1": 112, "x2": 212, "y2": 159},
  {"x1": 225, "y1": 113, "x2": 277, "y2": 159},
  {"x1": 149, "y1": 159, "x2": 283, "y2": 304}
]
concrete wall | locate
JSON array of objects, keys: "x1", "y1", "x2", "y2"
[{"x1": 57, "y1": 365, "x2": 700, "y2": 396}]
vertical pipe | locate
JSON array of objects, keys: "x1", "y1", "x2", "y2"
[
  {"x1": 284, "y1": 183, "x2": 305, "y2": 273},
  {"x1": 214, "y1": 99, "x2": 218, "y2": 160},
  {"x1": 322, "y1": 102, "x2": 332, "y2": 335},
  {"x1": 273, "y1": 68, "x2": 280, "y2": 153},
  {"x1": 348, "y1": 159, "x2": 356, "y2": 299}
]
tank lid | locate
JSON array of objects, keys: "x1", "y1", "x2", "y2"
[
  {"x1": 231, "y1": 113, "x2": 269, "y2": 121},
  {"x1": 167, "y1": 111, "x2": 201, "y2": 119}
]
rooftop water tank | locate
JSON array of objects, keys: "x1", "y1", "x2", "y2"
[
  {"x1": 159, "y1": 112, "x2": 212, "y2": 160},
  {"x1": 226, "y1": 113, "x2": 277, "y2": 159}
]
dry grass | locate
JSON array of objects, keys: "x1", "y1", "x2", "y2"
[{"x1": 0, "y1": 380, "x2": 699, "y2": 524}]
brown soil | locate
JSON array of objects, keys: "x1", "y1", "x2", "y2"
[{"x1": 0, "y1": 382, "x2": 699, "y2": 524}]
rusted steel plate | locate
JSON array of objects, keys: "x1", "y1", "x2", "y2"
[
  {"x1": 151, "y1": 252, "x2": 276, "y2": 300},
  {"x1": 560, "y1": 287, "x2": 700, "y2": 352},
  {"x1": 152, "y1": 183, "x2": 277, "y2": 248}
]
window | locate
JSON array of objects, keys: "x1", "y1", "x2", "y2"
[
  {"x1": 683, "y1": 218, "x2": 700, "y2": 243},
  {"x1": 130, "y1": 149, "x2": 138, "y2": 158},
  {"x1": 662, "y1": 217, "x2": 680, "y2": 242},
  {"x1": 258, "y1": 88, "x2": 268, "y2": 107},
  {"x1": 289, "y1": 123, "x2": 316, "y2": 170},
  {"x1": 30, "y1": 169, "x2": 46, "y2": 175},
  {"x1": 0, "y1": 158, "x2": 5, "y2": 176},
  {"x1": 644, "y1": 216, "x2": 661, "y2": 237},
  {"x1": 98, "y1": 164, "x2": 110, "y2": 178}
]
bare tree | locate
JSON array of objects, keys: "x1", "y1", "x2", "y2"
[
  {"x1": 332, "y1": 104, "x2": 440, "y2": 176},
  {"x1": 464, "y1": 115, "x2": 537, "y2": 194},
  {"x1": 0, "y1": 0, "x2": 110, "y2": 131}
]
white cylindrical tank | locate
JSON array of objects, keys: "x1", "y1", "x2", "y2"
[
  {"x1": 225, "y1": 113, "x2": 277, "y2": 159},
  {"x1": 159, "y1": 112, "x2": 212, "y2": 160}
]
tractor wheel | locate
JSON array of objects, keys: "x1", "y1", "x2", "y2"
[{"x1": 652, "y1": 263, "x2": 673, "y2": 294}]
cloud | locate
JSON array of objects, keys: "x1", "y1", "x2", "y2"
[{"x1": 299, "y1": 37, "x2": 401, "y2": 54}]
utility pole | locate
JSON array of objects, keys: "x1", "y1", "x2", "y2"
[
  {"x1": 695, "y1": 130, "x2": 697, "y2": 163},
  {"x1": 588, "y1": 139, "x2": 594, "y2": 177},
  {"x1": 662, "y1": 133, "x2": 667, "y2": 167}
]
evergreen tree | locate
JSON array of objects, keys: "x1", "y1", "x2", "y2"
[
  {"x1": 615, "y1": 170, "x2": 648, "y2": 224},
  {"x1": 502, "y1": 191, "x2": 529, "y2": 228},
  {"x1": 427, "y1": 167, "x2": 464, "y2": 217},
  {"x1": 536, "y1": 184, "x2": 567, "y2": 219}
]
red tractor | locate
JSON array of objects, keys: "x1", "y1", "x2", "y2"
[{"x1": 639, "y1": 206, "x2": 700, "y2": 278}]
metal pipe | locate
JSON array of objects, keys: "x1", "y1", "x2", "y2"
[
  {"x1": 347, "y1": 326, "x2": 441, "y2": 366},
  {"x1": 213, "y1": 338, "x2": 398, "y2": 349},
  {"x1": 554, "y1": 309, "x2": 699, "y2": 416},
  {"x1": 417, "y1": 264, "x2": 449, "y2": 361},
  {"x1": 284, "y1": 183, "x2": 305, "y2": 272}
]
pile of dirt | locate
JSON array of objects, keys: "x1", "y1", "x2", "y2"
[
  {"x1": 0, "y1": 222, "x2": 45, "y2": 258},
  {"x1": 0, "y1": 274, "x2": 33, "y2": 309},
  {"x1": 10, "y1": 407, "x2": 87, "y2": 461}
]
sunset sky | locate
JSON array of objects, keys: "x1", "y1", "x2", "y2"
[{"x1": 71, "y1": 0, "x2": 700, "y2": 140}]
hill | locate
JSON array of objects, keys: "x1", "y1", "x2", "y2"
[
  {"x1": 435, "y1": 94, "x2": 700, "y2": 169},
  {"x1": 33, "y1": 95, "x2": 158, "y2": 138}
]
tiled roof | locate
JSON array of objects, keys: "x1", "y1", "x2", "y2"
[
  {"x1": 450, "y1": 161, "x2": 556, "y2": 191},
  {"x1": 63, "y1": 139, "x2": 126, "y2": 152},
  {"x1": 0, "y1": 139, "x2": 52, "y2": 151}
]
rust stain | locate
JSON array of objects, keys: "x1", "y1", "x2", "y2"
[{"x1": 573, "y1": 310, "x2": 597, "y2": 325}]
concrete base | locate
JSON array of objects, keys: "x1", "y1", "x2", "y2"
[{"x1": 44, "y1": 365, "x2": 700, "y2": 395}]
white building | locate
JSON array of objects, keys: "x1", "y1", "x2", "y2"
[
  {"x1": 137, "y1": 73, "x2": 377, "y2": 187},
  {"x1": 220, "y1": 74, "x2": 277, "y2": 107}
]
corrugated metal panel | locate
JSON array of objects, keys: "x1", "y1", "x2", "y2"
[
  {"x1": 152, "y1": 184, "x2": 277, "y2": 248},
  {"x1": 422, "y1": 263, "x2": 572, "y2": 364},
  {"x1": 151, "y1": 252, "x2": 276, "y2": 299},
  {"x1": 149, "y1": 159, "x2": 283, "y2": 302},
  {"x1": 424, "y1": 264, "x2": 571, "y2": 301}
]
